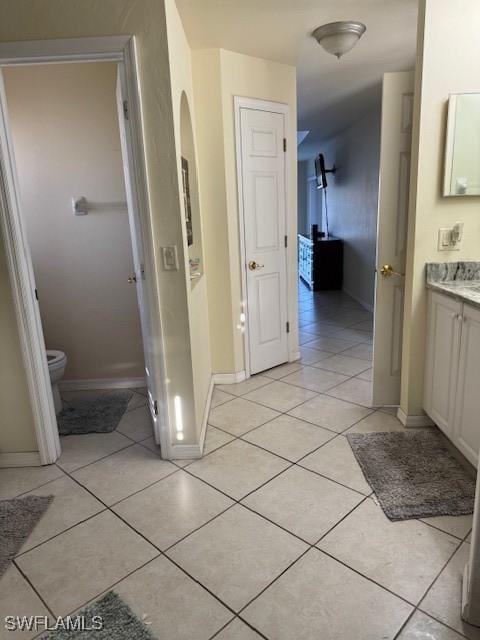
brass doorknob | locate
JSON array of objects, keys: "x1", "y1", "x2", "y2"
[
  {"x1": 128, "y1": 273, "x2": 137, "y2": 283},
  {"x1": 380, "y1": 264, "x2": 404, "y2": 278},
  {"x1": 248, "y1": 260, "x2": 264, "y2": 271}
]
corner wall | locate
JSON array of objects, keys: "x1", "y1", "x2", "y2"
[
  {"x1": 401, "y1": 0, "x2": 480, "y2": 417},
  {"x1": 320, "y1": 108, "x2": 381, "y2": 310},
  {"x1": 164, "y1": 0, "x2": 212, "y2": 440},
  {"x1": 193, "y1": 49, "x2": 298, "y2": 375}
]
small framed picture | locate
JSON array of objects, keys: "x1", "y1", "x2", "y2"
[{"x1": 181, "y1": 157, "x2": 193, "y2": 246}]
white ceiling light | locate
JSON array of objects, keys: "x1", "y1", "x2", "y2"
[{"x1": 312, "y1": 21, "x2": 366, "y2": 59}]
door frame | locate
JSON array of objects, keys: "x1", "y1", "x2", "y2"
[
  {"x1": 234, "y1": 96, "x2": 296, "y2": 378},
  {"x1": 0, "y1": 36, "x2": 168, "y2": 464}
]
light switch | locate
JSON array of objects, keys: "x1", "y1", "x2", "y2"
[
  {"x1": 162, "y1": 245, "x2": 179, "y2": 270},
  {"x1": 438, "y1": 223, "x2": 463, "y2": 251}
]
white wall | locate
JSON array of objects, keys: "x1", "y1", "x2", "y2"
[
  {"x1": 401, "y1": 0, "x2": 480, "y2": 417},
  {"x1": 0, "y1": 0, "x2": 198, "y2": 456},
  {"x1": 4, "y1": 62, "x2": 144, "y2": 382},
  {"x1": 314, "y1": 108, "x2": 381, "y2": 309},
  {"x1": 164, "y1": 0, "x2": 212, "y2": 440}
]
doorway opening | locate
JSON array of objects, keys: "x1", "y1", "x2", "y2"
[
  {"x1": 2, "y1": 60, "x2": 156, "y2": 464},
  {"x1": 296, "y1": 71, "x2": 415, "y2": 409},
  {"x1": 0, "y1": 38, "x2": 168, "y2": 466}
]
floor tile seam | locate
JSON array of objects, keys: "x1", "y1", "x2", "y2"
[
  {"x1": 418, "y1": 518, "x2": 472, "y2": 542},
  {"x1": 308, "y1": 362, "x2": 372, "y2": 377},
  {"x1": 8, "y1": 471, "x2": 68, "y2": 500},
  {"x1": 203, "y1": 422, "x2": 372, "y2": 498},
  {"x1": 55, "y1": 440, "x2": 136, "y2": 474},
  {"x1": 208, "y1": 616, "x2": 270, "y2": 640},
  {"x1": 12, "y1": 558, "x2": 57, "y2": 621},
  {"x1": 415, "y1": 536, "x2": 467, "y2": 614},
  {"x1": 14, "y1": 462, "x2": 174, "y2": 566},
  {"x1": 29, "y1": 554, "x2": 163, "y2": 632},
  {"x1": 314, "y1": 547, "x2": 419, "y2": 608},
  {"x1": 13, "y1": 505, "x2": 110, "y2": 559}
]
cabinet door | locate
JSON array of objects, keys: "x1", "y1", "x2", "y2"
[
  {"x1": 424, "y1": 291, "x2": 462, "y2": 436},
  {"x1": 453, "y1": 304, "x2": 480, "y2": 466}
]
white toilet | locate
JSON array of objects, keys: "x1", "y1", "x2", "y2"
[{"x1": 46, "y1": 350, "x2": 67, "y2": 414}]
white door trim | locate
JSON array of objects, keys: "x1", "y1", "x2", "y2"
[
  {"x1": 234, "y1": 96, "x2": 294, "y2": 378},
  {"x1": 0, "y1": 36, "x2": 169, "y2": 464}
]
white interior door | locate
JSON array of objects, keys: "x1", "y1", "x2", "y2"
[
  {"x1": 116, "y1": 67, "x2": 164, "y2": 439},
  {"x1": 373, "y1": 71, "x2": 414, "y2": 406},
  {"x1": 239, "y1": 105, "x2": 289, "y2": 375}
]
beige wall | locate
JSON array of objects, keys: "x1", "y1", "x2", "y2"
[
  {"x1": 4, "y1": 62, "x2": 144, "y2": 382},
  {"x1": 193, "y1": 48, "x2": 298, "y2": 374},
  {"x1": 164, "y1": 0, "x2": 212, "y2": 438},
  {"x1": 320, "y1": 108, "x2": 381, "y2": 310},
  {"x1": 401, "y1": 0, "x2": 480, "y2": 417},
  {"x1": 0, "y1": 0, "x2": 197, "y2": 454},
  {"x1": 0, "y1": 232, "x2": 37, "y2": 452}
]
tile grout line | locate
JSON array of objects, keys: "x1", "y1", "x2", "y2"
[
  {"x1": 10, "y1": 295, "x2": 465, "y2": 639},
  {"x1": 392, "y1": 532, "x2": 470, "y2": 640},
  {"x1": 12, "y1": 559, "x2": 57, "y2": 621}
]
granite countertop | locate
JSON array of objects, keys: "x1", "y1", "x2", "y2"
[{"x1": 426, "y1": 262, "x2": 480, "y2": 309}]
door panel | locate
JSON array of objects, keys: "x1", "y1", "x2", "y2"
[
  {"x1": 239, "y1": 107, "x2": 288, "y2": 375},
  {"x1": 423, "y1": 291, "x2": 462, "y2": 436},
  {"x1": 116, "y1": 67, "x2": 164, "y2": 441},
  {"x1": 454, "y1": 304, "x2": 480, "y2": 466},
  {"x1": 372, "y1": 72, "x2": 414, "y2": 405}
]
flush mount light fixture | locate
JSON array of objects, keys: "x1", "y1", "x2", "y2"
[{"x1": 312, "y1": 21, "x2": 366, "y2": 59}]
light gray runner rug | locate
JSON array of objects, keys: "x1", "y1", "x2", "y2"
[
  {"x1": 0, "y1": 495, "x2": 53, "y2": 575},
  {"x1": 347, "y1": 428, "x2": 476, "y2": 521},
  {"x1": 40, "y1": 591, "x2": 157, "y2": 639},
  {"x1": 58, "y1": 390, "x2": 133, "y2": 435}
]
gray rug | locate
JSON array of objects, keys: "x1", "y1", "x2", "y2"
[
  {"x1": 0, "y1": 495, "x2": 53, "y2": 575},
  {"x1": 40, "y1": 591, "x2": 157, "y2": 639},
  {"x1": 58, "y1": 390, "x2": 133, "y2": 435},
  {"x1": 347, "y1": 429, "x2": 476, "y2": 521}
]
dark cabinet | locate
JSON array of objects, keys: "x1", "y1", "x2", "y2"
[{"x1": 298, "y1": 233, "x2": 343, "y2": 291}]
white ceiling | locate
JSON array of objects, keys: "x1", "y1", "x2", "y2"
[{"x1": 175, "y1": 0, "x2": 418, "y2": 159}]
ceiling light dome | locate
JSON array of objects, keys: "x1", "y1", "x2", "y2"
[{"x1": 312, "y1": 21, "x2": 366, "y2": 59}]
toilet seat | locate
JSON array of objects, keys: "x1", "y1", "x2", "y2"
[{"x1": 46, "y1": 349, "x2": 67, "y2": 374}]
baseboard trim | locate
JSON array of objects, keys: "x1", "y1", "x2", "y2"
[
  {"x1": 168, "y1": 443, "x2": 203, "y2": 459},
  {"x1": 397, "y1": 407, "x2": 434, "y2": 427},
  {"x1": 0, "y1": 451, "x2": 42, "y2": 468},
  {"x1": 212, "y1": 371, "x2": 246, "y2": 385},
  {"x1": 342, "y1": 286, "x2": 374, "y2": 313},
  {"x1": 60, "y1": 377, "x2": 146, "y2": 391},
  {"x1": 289, "y1": 350, "x2": 301, "y2": 362},
  {"x1": 167, "y1": 376, "x2": 214, "y2": 461}
]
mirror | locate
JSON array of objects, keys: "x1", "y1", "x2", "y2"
[{"x1": 444, "y1": 93, "x2": 480, "y2": 197}]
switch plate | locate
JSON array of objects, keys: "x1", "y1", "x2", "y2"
[
  {"x1": 438, "y1": 224, "x2": 463, "y2": 251},
  {"x1": 161, "y1": 245, "x2": 179, "y2": 270}
]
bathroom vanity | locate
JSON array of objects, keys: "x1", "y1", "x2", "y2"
[{"x1": 424, "y1": 262, "x2": 480, "y2": 466}]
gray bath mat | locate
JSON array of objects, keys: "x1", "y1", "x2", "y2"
[
  {"x1": 40, "y1": 591, "x2": 157, "y2": 639},
  {"x1": 347, "y1": 429, "x2": 476, "y2": 521},
  {"x1": 0, "y1": 495, "x2": 53, "y2": 575},
  {"x1": 58, "y1": 390, "x2": 133, "y2": 435}
]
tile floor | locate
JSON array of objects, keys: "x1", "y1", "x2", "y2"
[{"x1": 1, "y1": 284, "x2": 478, "y2": 640}]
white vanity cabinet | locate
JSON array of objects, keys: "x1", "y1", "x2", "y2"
[
  {"x1": 424, "y1": 290, "x2": 480, "y2": 465},
  {"x1": 453, "y1": 303, "x2": 480, "y2": 464}
]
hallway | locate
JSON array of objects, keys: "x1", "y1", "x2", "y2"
[{"x1": 0, "y1": 287, "x2": 476, "y2": 640}]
